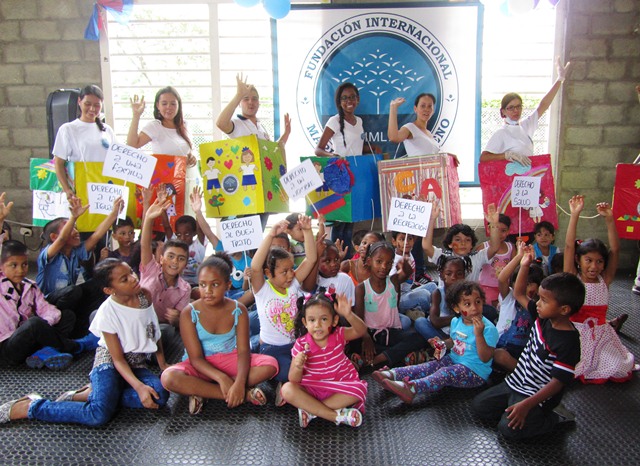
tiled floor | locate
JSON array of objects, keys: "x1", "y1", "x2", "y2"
[{"x1": 0, "y1": 275, "x2": 638, "y2": 465}]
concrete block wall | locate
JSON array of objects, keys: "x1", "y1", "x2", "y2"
[
  {"x1": 559, "y1": 0, "x2": 640, "y2": 270},
  {"x1": 0, "y1": 0, "x2": 101, "y2": 228}
]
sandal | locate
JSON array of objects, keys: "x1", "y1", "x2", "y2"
[
  {"x1": 188, "y1": 395, "x2": 205, "y2": 415},
  {"x1": 382, "y1": 379, "x2": 416, "y2": 404},
  {"x1": 0, "y1": 393, "x2": 42, "y2": 424},
  {"x1": 609, "y1": 313, "x2": 629, "y2": 334},
  {"x1": 275, "y1": 382, "x2": 286, "y2": 407},
  {"x1": 247, "y1": 387, "x2": 267, "y2": 406},
  {"x1": 298, "y1": 408, "x2": 316, "y2": 428},
  {"x1": 372, "y1": 366, "x2": 394, "y2": 385},
  {"x1": 56, "y1": 384, "x2": 91, "y2": 402},
  {"x1": 335, "y1": 408, "x2": 362, "y2": 427}
]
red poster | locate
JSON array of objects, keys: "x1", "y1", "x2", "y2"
[
  {"x1": 612, "y1": 163, "x2": 640, "y2": 240},
  {"x1": 134, "y1": 154, "x2": 186, "y2": 232},
  {"x1": 478, "y1": 155, "x2": 557, "y2": 237}
]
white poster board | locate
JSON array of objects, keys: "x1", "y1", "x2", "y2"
[
  {"x1": 102, "y1": 143, "x2": 157, "y2": 188},
  {"x1": 386, "y1": 197, "x2": 432, "y2": 237},
  {"x1": 220, "y1": 215, "x2": 263, "y2": 253},
  {"x1": 32, "y1": 191, "x2": 69, "y2": 223},
  {"x1": 87, "y1": 183, "x2": 128, "y2": 220},
  {"x1": 280, "y1": 159, "x2": 324, "y2": 200},
  {"x1": 511, "y1": 176, "x2": 541, "y2": 208}
]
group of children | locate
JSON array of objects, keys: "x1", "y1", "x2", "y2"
[{"x1": 0, "y1": 187, "x2": 636, "y2": 441}]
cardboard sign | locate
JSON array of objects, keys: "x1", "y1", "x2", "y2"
[
  {"x1": 199, "y1": 135, "x2": 288, "y2": 218},
  {"x1": 87, "y1": 183, "x2": 128, "y2": 220},
  {"x1": 511, "y1": 176, "x2": 541, "y2": 208},
  {"x1": 378, "y1": 154, "x2": 461, "y2": 229},
  {"x1": 386, "y1": 197, "x2": 432, "y2": 237},
  {"x1": 220, "y1": 215, "x2": 263, "y2": 253},
  {"x1": 612, "y1": 163, "x2": 640, "y2": 240},
  {"x1": 280, "y1": 159, "x2": 324, "y2": 200},
  {"x1": 103, "y1": 143, "x2": 157, "y2": 188},
  {"x1": 478, "y1": 155, "x2": 557, "y2": 235}
]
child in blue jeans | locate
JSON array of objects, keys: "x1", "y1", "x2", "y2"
[{"x1": 0, "y1": 258, "x2": 169, "y2": 426}]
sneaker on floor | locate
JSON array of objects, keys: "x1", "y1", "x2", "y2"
[
  {"x1": 632, "y1": 285, "x2": 640, "y2": 296},
  {"x1": 73, "y1": 333, "x2": 99, "y2": 354},
  {"x1": 26, "y1": 347, "x2": 73, "y2": 371},
  {"x1": 553, "y1": 403, "x2": 576, "y2": 424}
]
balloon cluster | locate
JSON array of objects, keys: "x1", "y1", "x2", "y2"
[{"x1": 234, "y1": 0, "x2": 291, "y2": 20}]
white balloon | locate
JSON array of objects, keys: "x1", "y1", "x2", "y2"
[{"x1": 508, "y1": 0, "x2": 535, "y2": 15}]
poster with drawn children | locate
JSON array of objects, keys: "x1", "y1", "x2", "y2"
[{"x1": 199, "y1": 135, "x2": 288, "y2": 218}]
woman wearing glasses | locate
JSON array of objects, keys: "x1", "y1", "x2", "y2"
[
  {"x1": 314, "y1": 83, "x2": 368, "y2": 158},
  {"x1": 480, "y1": 58, "x2": 571, "y2": 166}
]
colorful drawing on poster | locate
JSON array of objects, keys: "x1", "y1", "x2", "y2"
[
  {"x1": 134, "y1": 154, "x2": 186, "y2": 232},
  {"x1": 199, "y1": 135, "x2": 288, "y2": 218},
  {"x1": 378, "y1": 154, "x2": 461, "y2": 229},
  {"x1": 304, "y1": 155, "x2": 381, "y2": 222},
  {"x1": 612, "y1": 163, "x2": 640, "y2": 240},
  {"x1": 478, "y1": 155, "x2": 558, "y2": 236}
]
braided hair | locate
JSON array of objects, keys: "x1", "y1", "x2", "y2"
[{"x1": 334, "y1": 82, "x2": 359, "y2": 150}]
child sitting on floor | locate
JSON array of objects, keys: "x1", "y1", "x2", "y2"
[
  {"x1": 373, "y1": 280, "x2": 498, "y2": 404},
  {"x1": 160, "y1": 254, "x2": 278, "y2": 414},
  {"x1": 472, "y1": 273, "x2": 583, "y2": 440},
  {"x1": 0, "y1": 240, "x2": 98, "y2": 370},
  {"x1": 281, "y1": 292, "x2": 368, "y2": 428}
]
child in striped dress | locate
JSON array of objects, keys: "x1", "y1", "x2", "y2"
[{"x1": 281, "y1": 292, "x2": 368, "y2": 428}]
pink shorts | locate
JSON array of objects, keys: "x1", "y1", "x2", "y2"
[{"x1": 165, "y1": 350, "x2": 279, "y2": 381}]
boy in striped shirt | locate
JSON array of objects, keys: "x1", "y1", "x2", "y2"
[{"x1": 471, "y1": 272, "x2": 584, "y2": 440}]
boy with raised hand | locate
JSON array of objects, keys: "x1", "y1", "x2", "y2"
[
  {"x1": 471, "y1": 267, "x2": 583, "y2": 440},
  {"x1": 139, "y1": 194, "x2": 190, "y2": 346},
  {"x1": 0, "y1": 240, "x2": 99, "y2": 370},
  {"x1": 38, "y1": 197, "x2": 123, "y2": 337}
]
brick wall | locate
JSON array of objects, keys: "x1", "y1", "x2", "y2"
[
  {"x1": 0, "y1": 0, "x2": 638, "y2": 268},
  {"x1": 0, "y1": 0, "x2": 101, "y2": 226},
  {"x1": 559, "y1": 0, "x2": 640, "y2": 269}
]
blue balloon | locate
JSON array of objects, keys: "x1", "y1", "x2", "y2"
[
  {"x1": 262, "y1": 0, "x2": 290, "y2": 20},
  {"x1": 235, "y1": 0, "x2": 260, "y2": 7}
]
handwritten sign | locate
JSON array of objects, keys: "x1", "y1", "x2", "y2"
[
  {"x1": 386, "y1": 197, "x2": 432, "y2": 237},
  {"x1": 87, "y1": 183, "x2": 128, "y2": 220},
  {"x1": 102, "y1": 143, "x2": 157, "y2": 188},
  {"x1": 220, "y1": 215, "x2": 263, "y2": 253},
  {"x1": 511, "y1": 176, "x2": 541, "y2": 208},
  {"x1": 280, "y1": 159, "x2": 323, "y2": 200}
]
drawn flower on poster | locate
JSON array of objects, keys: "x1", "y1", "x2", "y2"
[{"x1": 264, "y1": 157, "x2": 273, "y2": 171}]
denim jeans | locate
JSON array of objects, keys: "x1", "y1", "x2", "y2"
[
  {"x1": 259, "y1": 342, "x2": 293, "y2": 382},
  {"x1": 414, "y1": 316, "x2": 449, "y2": 341},
  {"x1": 29, "y1": 363, "x2": 169, "y2": 426},
  {"x1": 399, "y1": 282, "x2": 437, "y2": 314}
]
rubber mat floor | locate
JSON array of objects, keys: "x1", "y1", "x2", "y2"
[{"x1": 1, "y1": 275, "x2": 638, "y2": 465}]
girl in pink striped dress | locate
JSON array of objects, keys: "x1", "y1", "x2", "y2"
[{"x1": 281, "y1": 292, "x2": 368, "y2": 428}]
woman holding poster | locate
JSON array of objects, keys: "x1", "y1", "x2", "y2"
[
  {"x1": 53, "y1": 85, "x2": 116, "y2": 203},
  {"x1": 480, "y1": 58, "x2": 571, "y2": 165}
]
